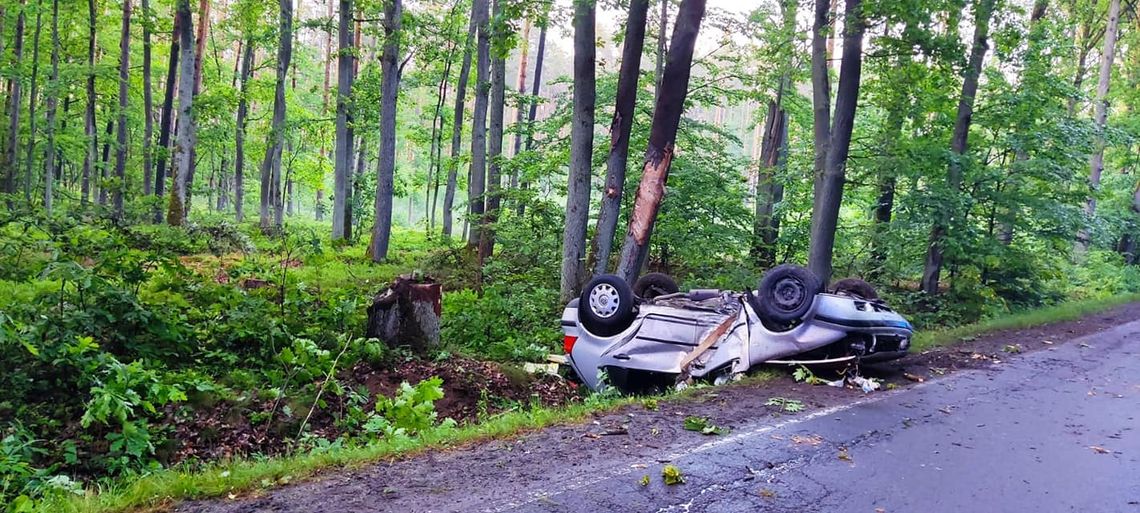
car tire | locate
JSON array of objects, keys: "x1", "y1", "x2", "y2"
[
  {"x1": 751, "y1": 264, "x2": 822, "y2": 328},
  {"x1": 831, "y1": 277, "x2": 879, "y2": 300},
  {"x1": 633, "y1": 272, "x2": 680, "y2": 300},
  {"x1": 578, "y1": 274, "x2": 636, "y2": 337}
]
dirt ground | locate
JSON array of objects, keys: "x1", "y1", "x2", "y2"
[{"x1": 176, "y1": 302, "x2": 1140, "y2": 513}]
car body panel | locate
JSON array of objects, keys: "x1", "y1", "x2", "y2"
[{"x1": 563, "y1": 292, "x2": 913, "y2": 391}]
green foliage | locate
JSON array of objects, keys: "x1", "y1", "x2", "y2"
[
  {"x1": 362, "y1": 377, "x2": 447, "y2": 440},
  {"x1": 682, "y1": 416, "x2": 729, "y2": 436}
]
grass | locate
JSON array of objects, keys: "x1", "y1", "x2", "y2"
[
  {"x1": 36, "y1": 293, "x2": 1140, "y2": 513},
  {"x1": 911, "y1": 292, "x2": 1140, "y2": 352}
]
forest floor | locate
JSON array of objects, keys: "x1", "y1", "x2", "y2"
[{"x1": 172, "y1": 302, "x2": 1140, "y2": 513}]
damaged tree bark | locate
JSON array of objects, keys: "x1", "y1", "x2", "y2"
[{"x1": 366, "y1": 275, "x2": 442, "y2": 354}]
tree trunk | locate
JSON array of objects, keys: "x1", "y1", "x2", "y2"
[
  {"x1": 592, "y1": 0, "x2": 649, "y2": 276},
  {"x1": 98, "y1": 117, "x2": 113, "y2": 205},
  {"x1": 167, "y1": 0, "x2": 196, "y2": 226},
  {"x1": 366, "y1": 275, "x2": 442, "y2": 354},
  {"x1": 21, "y1": 0, "x2": 43, "y2": 204},
  {"x1": 921, "y1": 0, "x2": 995, "y2": 294},
  {"x1": 112, "y1": 0, "x2": 131, "y2": 219},
  {"x1": 332, "y1": 0, "x2": 356, "y2": 239},
  {"x1": 614, "y1": 0, "x2": 707, "y2": 285},
  {"x1": 807, "y1": 0, "x2": 866, "y2": 284},
  {"x1": 654, "y1": 0, "x2": 667, "y2": 99},
  {"x1": 753, "y1": 90, "x2": 788, "y2": 269},
  {"x1": 259, "y1": 0, "x2": 293, "y2": 235},
  {"x1": 141, "y1": 0, "x2": 155, "y2": 197},
  {"x1": 517, "y1": 18, "x2": 548, "y2": 216},
  {"x1": 234, "y1": 38, "x2": 253, "y2": 222},
  {"x1": 466, "y1": 0, "x2": 490, "y2": 248},
  {"x1": 369, "y1": 0, "x2": 401, "y2": 261},
  {"x1": 509, "y1": 18, "x2": 531, "y2": 162},
  {"x1": 427, "y1": 4, "x2": 459, "y2": 234},
  {"x1": 42, "y1": 0, "x2": 59, "y2": 214},
  {"x1": 2, "y1": 1, "x2": 25, "y2": 198},
  {"x1": 154, "y1": 15, "x2": 179, "y2": 222},
  {"x1": 1076, "y1": 0, "x2": 1121, "y2": 253},
  {"x1": 185, "y1": 0, "x2": 209, "y2": 212},
  {"x1": 478, "y1": 0, "x2": 507, "y2": 266},
  {"x1": 560, "y1": 0, "x2": 597, "y2": 302},
  {"x1": 441, "y1": 8, "x2": 478, "y2": 239},
  {"x1": 810, "y1": 0, "x2": 831, "y2": 193}
]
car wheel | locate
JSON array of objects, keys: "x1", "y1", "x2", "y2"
[
  {"x1": 831, "y1": 277, "x2": 879, "y2": 300},
  {"x1": 578, "y1": 274, "x2": 636, "y2": 337},
  {"x1": 632, "y1": 272, "x2": 680, "y2": 300},
  {"x1": 751, "y1": 264, "x2": 822, "y2": 328}
]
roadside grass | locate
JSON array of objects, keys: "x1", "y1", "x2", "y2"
[
  {"x1": 37, "y1": 294, "x2": 1140, "y2": 513},
  {"x1": 911, "y1": 293, "x2": 1140, "y2": 352}
]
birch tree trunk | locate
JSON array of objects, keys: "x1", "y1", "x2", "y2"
[
  {"x1": 1075, "y1": 0, "x2": 1121, "y2": 253},
  {"x1": 167, "y1": 0, "x2": 196, "y2": 226},
  {"x1": 560, "y1": 0, "x2": 597, "y2": 302},
  {"x1": 613, "y1": 0, "x2": 707, "y2": 285},
  {"x1": 516, "y1": 17, "x2": 547, "y2": 216}
]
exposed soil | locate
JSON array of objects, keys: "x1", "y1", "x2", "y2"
[
  {"x1": 177, "y1": 302, "x2": 1140, "y2": 513},
  {"x1": 165, "y1": 356, "x2": 580, "y2": 466}
]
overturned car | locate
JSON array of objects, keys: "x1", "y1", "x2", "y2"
[{"x1": 560, "y1": 265, "x2": 913, "y2": 392}]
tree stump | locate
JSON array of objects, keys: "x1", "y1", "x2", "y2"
[{"x1": 366, "y1": 274, "x2": 442, "y2": 354}]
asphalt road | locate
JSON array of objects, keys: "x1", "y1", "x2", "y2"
[
  {"x1": 501, "y1": 319, "x2": 1140, "y2": 513},
  {"x1": 181, "y1": 317, "x2": 1140, "y2": 513}
]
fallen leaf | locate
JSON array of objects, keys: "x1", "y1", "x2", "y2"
[
  {"x1": 903, "y1": 373, "x2": 925, "y2": 383},
  {"x1": 640, "y1": 475, "x2": 650, "y2": 487},
  {"x1": 760, "y1": 488, "x2": 776, "y2": 499},
  {"x1": 1079, "y1": 342, "x2": 1092, "y2": 348},
  {"x1": 631, "y1": 463, "x2": 648, "y2": 469},
  {"x1": 1089, "y1": 446, "x2": 1112, "y2": 454},
  {"x1": 791, "y1": 434, "x2": 824, "y2": 446},
  {"x1": 1042, "y1": 340, "x2": 1054, "y2": 345},
  {"x1": 662, "y1": 465, "x2": 685, "y2": 485},
  {"x1": 838, "y1": 449, "x2": 852, "y2": 462},
  {"x1": 876, "y1": 509, "x2": 886, "y2": 513}
]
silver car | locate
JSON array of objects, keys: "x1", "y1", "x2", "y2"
[{"x1": 561, "y1": 265, "x2": 914, "y2": 392}]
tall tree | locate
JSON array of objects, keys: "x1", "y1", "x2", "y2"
[
  {"x1": 560, "y1": 0, "x2": 597, "y2": 302},
  {"x1": 153, "y1": 16, "x2": 180, "y2": 221},
  {"x1": 478, "y1": 0, "x2": 506, "y2": 264},
  {"x1": 920, "y1": 0, "x2": 996, "y2": 294},
  {"x1": 2, "y1": 1, "x2": 25, "y2": 199},
  {"x1": 753, "y1": 84, "x2": 788, "y2": 269},
  {"x1": 509, "y1": 18, "x2": 531, "y2": 162},
  {"x1": 614, "y1": 0, "x2": 707, "y2": 284},
  {"x1": 592, "y1": 0, "x2": 650, "y2": 275},
  {"x1": 332, "y1": 0, "x2": 355, "y2": 239},
  {"x1": 233, "y1": 37, "x2": 253, "y2": 222},
  {"x1": 466, "y1": 0, "x2": 490, "y2": 246},
  {"x1": 167, "y1": 0, "x2": 196, "y2": 226},
  {"x1": 41, "y1": 0, "x2": 59, "y2": 213},
  {"x1": 260, "y1": 0, "x2": 293, "y2": 234},
  {"x1": 112, "y1": 0, "x2": 131, "y2": 219},
  {"x1": 806, "y1": 0, "x2": 867, "y2": 283},
  {"x1": 81, "y1": 0, "x2": 94, "y2": 204},
  {"x1": 516, "y1": 12, "x2": 548, "y2": 216},
  {"x1": 369, "y1": 0, "x2": 402, "y2": 261},
  {"x1": 1076, "y1": 0, "x2": 1122, "y2": 252},
  {"x1": 21, "y1": 0, "x2": 43, "y2": 204},
  {"x1": 441, "y1": 9, "x2": 478, "y2": 238},
  {"x1": 140, "y1": 0, "x2": 155, "y2": 196},
  {"x1": 184, "y1": 0, "x2": 209, "y2": 211}
]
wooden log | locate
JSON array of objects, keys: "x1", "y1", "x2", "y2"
[{"x1": 366, "y1": 274, "x2": 442, "y2": 354}]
